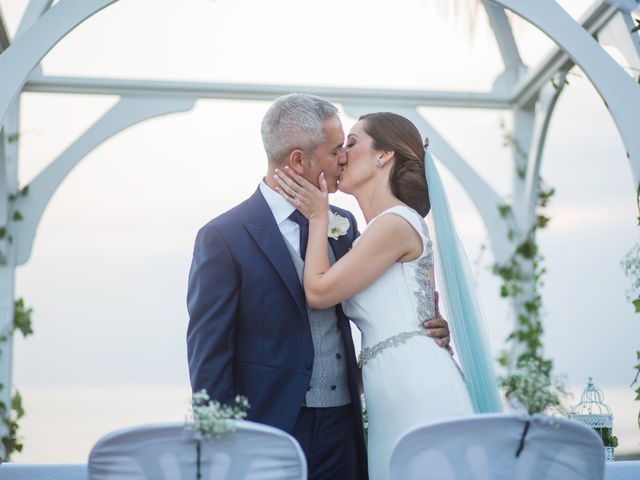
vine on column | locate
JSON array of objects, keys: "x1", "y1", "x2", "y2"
[
  {"x1": 494, "y1": 120, "x2": 567, "y2": 414},
  {"x1": 0, "y1": 180, "x2": 33, "y2": 459},
  {"x1": 0, "y1": 298, "x2": 33, "y2": 459},
  {"x1": 620, "y1": 184, "x2": 640, "y2": 431}
]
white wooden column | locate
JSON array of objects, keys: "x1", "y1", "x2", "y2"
[{"x1": 0, "y1": 102, "x2": 21, "y2": 456}]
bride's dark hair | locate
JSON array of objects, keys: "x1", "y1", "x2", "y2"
[{"x1": 359, "y1": 112, "x2": 430, "y2": 216}]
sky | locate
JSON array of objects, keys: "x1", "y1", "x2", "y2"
[{"x1": 1, "y1": 0, "x2": 639, "y2": 461}]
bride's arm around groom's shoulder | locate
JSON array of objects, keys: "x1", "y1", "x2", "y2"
[{"x1": 305, "y1": 213, "x2": 421, "y2": 310}]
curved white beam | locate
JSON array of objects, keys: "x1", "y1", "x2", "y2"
[
  {"x1": 343, "y1": 103, "x2": 512, "y2": 264},
  {"x1": 523, "y1": 75, "x2": 566, "y2": 227},
  {"x1": 0, "y1": 0, "x2": 118, "y2": 127},
  {"x1": 12, "y1": 96, "x2": 196, "y2": 265},
  {"x1": 15, "y1": 0, "x2": 53, "y2": 39},
  {"x1": 512, "y1": 2, "x2": 617, "y2": 109},
  {"x1": 492, "y1": 0, "x2": 640, "y2": 187}
]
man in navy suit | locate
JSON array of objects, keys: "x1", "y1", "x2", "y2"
[{"x1": 187, "y1": 94, "x2": 451, "y2": 479}]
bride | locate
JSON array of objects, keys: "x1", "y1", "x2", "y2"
[{"x1": 274, "y1": 112, "x2": 501, "y2": 479}]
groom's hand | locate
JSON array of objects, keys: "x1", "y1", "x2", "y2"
[{"x1": 423, "y1": 291, "x2": 454, "y2": 356}]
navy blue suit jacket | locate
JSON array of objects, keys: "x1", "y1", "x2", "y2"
[{"x1": 187, "y1": 187, "x2": 366, "y2": 474}]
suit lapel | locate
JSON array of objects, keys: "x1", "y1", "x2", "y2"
[{"x1": 244, "y1": 188, "x2": 308, "y2": 319}]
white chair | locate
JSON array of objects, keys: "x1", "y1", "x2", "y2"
[
  {"x1": 389, "y1": 413, "x2": 605, "y2": 480},
  {"x1": 88, "y1": 421, "x2": 307, "y2": 480}
]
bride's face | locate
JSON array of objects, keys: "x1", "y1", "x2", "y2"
[{"x1": 339, "y1": 121, "x2": 378, "y2": 194}]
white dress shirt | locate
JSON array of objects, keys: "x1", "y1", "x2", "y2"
[{"x1": 259, "y1": 180, "x2": 302, "y2": 256}]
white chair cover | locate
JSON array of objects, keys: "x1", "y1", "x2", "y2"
[
  {"x1": 88, "y1": 421, "x2": 307, "y2": 480},
  {"x1": 389, "y1": 413, "x2": 605, "y2": 480}
]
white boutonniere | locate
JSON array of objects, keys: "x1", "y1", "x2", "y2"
[{"x1": 328, "y1": 211, "x2": 350, "y2": 239}]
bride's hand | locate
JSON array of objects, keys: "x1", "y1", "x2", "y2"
[{"x1": 274, "y1": 167, "x2": 328, "y2": 221}]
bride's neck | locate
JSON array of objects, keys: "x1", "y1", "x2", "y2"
[{"x1": 353, "y1": 182, "x2": 403, "y2": 223}]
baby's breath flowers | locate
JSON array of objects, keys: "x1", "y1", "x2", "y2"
[
  {"x1": 500, "y1": 357, "x2": 568, "y2": 415},
  {"x1": 185, "y1": 390, "x2": 250, "y2": 439}
]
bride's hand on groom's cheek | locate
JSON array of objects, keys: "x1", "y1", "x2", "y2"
[{"x1": 274, "y1": 167, "x2": 328, "y2": 219}]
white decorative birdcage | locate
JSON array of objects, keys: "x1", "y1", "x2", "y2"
[{"x1": 569, "y1": 377, "x2": 615, "y2": 462}]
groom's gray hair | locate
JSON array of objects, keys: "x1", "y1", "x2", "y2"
[{"x1": 261, "y1": 94, "x2": 338, "y2": 164}]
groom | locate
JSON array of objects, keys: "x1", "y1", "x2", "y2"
[{"x1": 186, "y1": 94, "x2": 451, "y2": 479}]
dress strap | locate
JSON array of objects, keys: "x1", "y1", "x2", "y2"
[{"x1": 372, "y1": 205, "x2": 431, "y2": 258}]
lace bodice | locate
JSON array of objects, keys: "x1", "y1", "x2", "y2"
[{"x1": 342, "y1": 205, "x2": 436, "y2": 351}]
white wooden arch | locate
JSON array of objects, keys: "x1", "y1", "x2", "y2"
[{"x1": 0, "y1": 0, "x2": 639, "y2": 457}]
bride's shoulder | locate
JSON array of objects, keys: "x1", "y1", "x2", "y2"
[
  {"x1": 364, "y1": 207, "x2": 422, "y2": 240},
  {"x1": 382, "y1": 205, "x2": 427, "y2": 229},
  {"x1": 376, "y1": 206, "x2": 431, "y2": 249}
]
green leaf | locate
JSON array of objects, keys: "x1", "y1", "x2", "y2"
[
  {"x1": 516, "y1": 238, "x2": 538, "y2": 259},
  {"x1": 632, "y1": 19, "x2": 640, "y2": 33},
  {"x1": 634, "y1": 298, "x2": 640, "y2": 313},
  {"x1": 536, "y1": 215, "x2": 550, "y2": 229},
  {"x1": 11, "y1": 391, "x2": 24, "y2": 419},
  {"x1": 20, "y1": 186, "x2": 29, "y2": 197},
  {"x1": 13, "y1": 298, "x2": 34, "y2": 338},
  {"x1": 11, "y1": 211, "x2": 23, "y2": 222},
  {"x1": 610, "y1": 436, "x2": 618, "y2": 448},
  {"x1": 0, "y1": 227, "x2": 5, "y2": 239},
  {"x1": 498, "y1": 204, "x2": 511, "y2": 218}
]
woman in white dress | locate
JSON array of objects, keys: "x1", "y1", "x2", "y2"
[{"x1": 274, "y1": 112, "x2": 499, "y2": 480}]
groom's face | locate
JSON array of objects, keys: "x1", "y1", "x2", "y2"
[{"x1": 304, "y1": 116, "x2": 346, "y2": 193}]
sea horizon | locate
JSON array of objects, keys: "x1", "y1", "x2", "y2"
[{"x1": 9, "y1": 382, "x2": 640, "y2": 464}]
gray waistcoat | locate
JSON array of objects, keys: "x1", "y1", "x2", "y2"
[{"x1": 283, "y1": 240, "x2": 351, "y2": 408}]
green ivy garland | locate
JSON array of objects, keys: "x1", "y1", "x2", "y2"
[
  {"x1": 620, "y1": 183, "x2": 640, "y2": 431},
  {"x1": 0, "y1": 186, "x2": 29, "y2": 264},
  {"x1": 0, "y1": 184, "x2": 33, "y2": 459},
  {"x1": 494, "y1": 120, "x2": 567, "y2": 414},
  {"x1": 0, "y1": 298, "x2": 33, "y2": 460}
]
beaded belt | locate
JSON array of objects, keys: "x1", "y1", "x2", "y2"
[{"x1": 358, "y1": 329, "x2": 426, "y2": 367}]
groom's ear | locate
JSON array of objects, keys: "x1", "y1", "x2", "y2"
[{"x1": 286, "y1": 149, "x2": 306, "y2": 175}]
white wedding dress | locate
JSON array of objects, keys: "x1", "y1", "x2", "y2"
[{"x1": 342, "y1": 205, "x2": 474, "y2": 480}]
